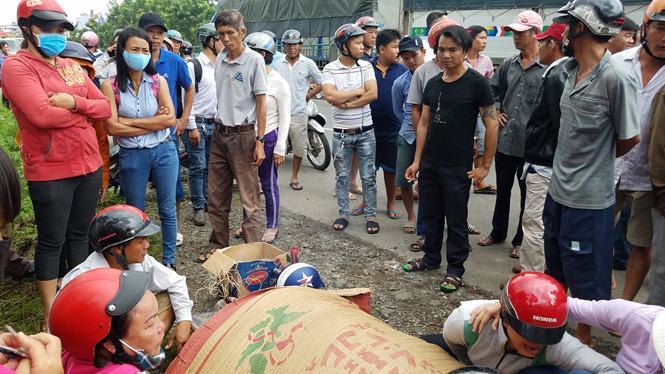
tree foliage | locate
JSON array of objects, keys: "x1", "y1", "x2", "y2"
[{"x1": 85, "y1": 0, "x2": 216, "y2": 48}]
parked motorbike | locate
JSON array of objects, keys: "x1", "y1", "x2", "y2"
[{"x1": 287, "y1": 100, "x2": 331, "y2": 171}]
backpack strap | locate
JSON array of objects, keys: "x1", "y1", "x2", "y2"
[
  {"x1": 191, "y1": 58, "x2": 202, "y2": 93},
  {"x1": 110, "y1": 78, "x2": 120, "y2": 106},
  {"x1": 149, "y1": 74, "x2": 160, "y2": 97}
]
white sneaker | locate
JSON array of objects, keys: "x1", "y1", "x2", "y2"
[{"x1": 176, "y1": 232, "x2": 184, "y2": 246}]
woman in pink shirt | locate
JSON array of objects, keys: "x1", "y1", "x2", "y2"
[
  {"x1": 50, "y1": 268, "x2": 166, "y2": 374},
  {"x1": 466, "y1": 25, "x2": 497, "y2": 195},
  {"x1": 2, "y1": 0, "x2": 111, "y2": 327}
]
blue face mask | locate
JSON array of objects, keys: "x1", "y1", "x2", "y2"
[
  {"x1": 36, "y1": 33, "x2": 67, "y2": 57},
  {"x1": 122, "y1": 51, "x2": 151, "y2": 71},
  {"x1": 119, "y1": 339, "x2": 165, "y2": 371}
]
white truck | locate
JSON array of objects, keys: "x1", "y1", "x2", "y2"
[{"x1": 400, "y1": 0, "x2": 650, "y2": 63}]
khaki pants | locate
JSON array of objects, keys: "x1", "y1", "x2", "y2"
[
  {"x1": 207, "y1": 126, "x2": 261, "y2": 249},
  {"x1": 519, "y1": 172, "x2": 550, "y2": 272}
]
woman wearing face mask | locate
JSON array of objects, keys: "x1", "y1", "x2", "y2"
[
  {"x1": 50, "y1": 268, "x2": 166, "y2": 373},
  {"x1": 100, "y1": 27, "x2": 178, "y2": 271},
  {"x1": 244, "y1": 32, "x2": 291, "y2": 243},
  {"x1": 2, "y1": 0, "x2": 111, "y2": 327}
]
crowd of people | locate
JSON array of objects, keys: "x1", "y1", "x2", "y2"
[{"x1": 1, "y1": 0, "x2": 665, "y2": 371}]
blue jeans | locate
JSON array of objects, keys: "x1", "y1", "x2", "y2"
[
  {"x1": 182, "y1": 120, "x2": 213, "y2": 211},
  {"x1": 332, "y1": 129, "x2": 377, "y2": 219},
  {"x1": 119, "y1": 141, "x2": 178, "y2": 265},
  {"x1": 173, "y1": 137, "x2": 185, "y2": 202}
]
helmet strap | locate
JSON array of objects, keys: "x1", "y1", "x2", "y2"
[
  {"x1": 341, "y1": 42, "x2": 359, "y2": 61},
  {"x1": 641, "y1": 25, "x2": 665, "y2": 61},
  {"x1": 107, "y1": 329, "x2": 130, "y2": 364},
  {"x1": 115, "y1": 244, "x2": 130, "y2": 270}
]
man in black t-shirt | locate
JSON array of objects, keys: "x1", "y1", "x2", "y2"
[{"x1": 402, "y1": 26, "x2": 498, "y2": 293}]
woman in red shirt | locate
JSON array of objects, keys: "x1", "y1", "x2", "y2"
[{"x1": 2, "y1": 0, "x2": 111, "y2": 327}]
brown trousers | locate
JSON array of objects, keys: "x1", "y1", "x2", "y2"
[{"x1": 207, "y1": 126, "x2": 261, "y2": 249}]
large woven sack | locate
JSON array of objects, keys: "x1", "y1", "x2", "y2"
[{"x1": 168, "y1": 287, "x2": 464, "y2": 373}]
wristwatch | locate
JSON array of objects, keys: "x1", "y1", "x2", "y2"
[{"x1": 255, "y1": 135, "x2": 265, "y2": 143}]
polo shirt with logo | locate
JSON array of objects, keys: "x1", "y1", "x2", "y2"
[{"x1": 214, "y1": 45, "x2": 268, "y2": 127}]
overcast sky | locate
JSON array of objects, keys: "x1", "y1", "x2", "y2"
[{"x1": 1, "y1": 0, "x2": 116, "y2": 26}]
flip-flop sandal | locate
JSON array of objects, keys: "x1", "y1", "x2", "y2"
[
  {"x1": 402, "y1": 222, "x2": 417, "y2": 234},
  {"x1": 402, "y1": 258, "x2": 440, "y2": 272},
  {"x1": 440, "y1": 274, "x2": 463, "y2": 293},
  {"x1": 333, "y1": 217, "x2": 349, "y2": 231},
  {"x1": 410, "y1": 236, "x2": 425, "y2": 252},
  {"x1": 350, "y1": 207, "x2": 364, "y2": 216},
  {"x1": 468, "y1": 223, "x2": 481, "y2": 235},
  {"x1": 387, "y1": 209, "x2": 402, "y2": 220},
  {"x1": 349, "y1": 185, "x2": 363, "y2": 195},
  {"x1": 474, "y1": 185, "x2": 497, "y2": 194},
  {"x1": 366, "y1": 220, "x2": 380, "y2": 234},
  {"x1": 261, "y1": 229, "x2": 279, "y2": 243},
  {"x1": 510, "y1": 246, "x2": 520, "y2": 259},
  {"x1": 234, "y1": 228, "x2": 243, "y2": 238},
  {"x1": 196, "y1": 249, "x2": 217, "y2": 263},
  {"x1": 478, "y1": 235, "x2": 503, "y2": 247},
  {"x1": 289, "y1": 181, "x2": 303, "y2": 191}
]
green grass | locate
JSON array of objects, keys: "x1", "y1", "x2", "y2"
[
  {"x1": 0, "y1": 105, "x2": 41, "y2": 333},
  {"x1": 0, "y1": 105, "x2": 163, "y2": 333}
]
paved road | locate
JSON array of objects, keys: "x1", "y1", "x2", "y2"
[{"x1": 278, "y1": 99, "x2": 646, "y2": 301}]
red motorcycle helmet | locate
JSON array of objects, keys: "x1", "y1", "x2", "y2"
[
  {"x1": 500, "y1": 272, "x2": 568, "y2": 345},
  {"x1": 49, "y1": 268, "x2": 151, "y2": 362},
  {"x1": 355, "y1": 16, "x2": 380, "y2": 30},
  {"x1": 427, "y1": 18, "x2": 462, "y2": 49},
  {"x1": 16, "y1": 0, "x2": 74, "y2": 30}
]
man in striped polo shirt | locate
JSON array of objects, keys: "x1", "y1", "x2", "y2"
[
  {"x1": 322, "y1": 24, "x2": 379, "y2": 234},
  {"x1": 274, "y1": 29, "x2": 323, "y2": 191}
]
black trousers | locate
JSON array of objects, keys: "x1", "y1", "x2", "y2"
[
  {"x1": 420, "y1": 161, "x2": 471, "y2": 278},
  {"x1": 490, "y1": 152, "x2": 526, "y2": 246},
  {"x1": 29, "y1": 168, "x2": 101, "y2": 280}
]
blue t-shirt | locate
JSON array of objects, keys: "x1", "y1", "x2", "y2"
[
  {"x1": 392, "y1": 70, "x2": 415, "y2": 144},
  {"x1": 369, "y1": 58, "x2": 407, "y2": 141},
  {"x1": 154, "y1": 49, "x2": 192, "y2": 132}
]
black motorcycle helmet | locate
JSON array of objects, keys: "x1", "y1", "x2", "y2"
[
  {"x1": 89, "y1": 205, "x2": 160, "y2": 254},
  {"x1": 60, "y1": 41, "x2": 95, "y2": 63}
]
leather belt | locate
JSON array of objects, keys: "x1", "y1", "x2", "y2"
[{"x1": 333, "y1": 125, "x2": 374, "y2": 135}]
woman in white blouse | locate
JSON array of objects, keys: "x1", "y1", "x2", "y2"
[{"x1": 245, "y1": 32, "x2": 291, "y2": 243}]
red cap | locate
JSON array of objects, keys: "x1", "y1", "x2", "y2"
[
  {"x1": 17, "y1": 0, "x2": 74, "y2": 30},
  {"x1": 427, "y1": 18, "x2": 462, "y2": 49},
  {"x1": 534, "y1": 23, "x2": 567, "y2": 41}
]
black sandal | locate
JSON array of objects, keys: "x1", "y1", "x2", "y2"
[
  {"x1": 333, "y1": 217, "x2": 349, "y2": 231},
  {"x1": 366, "y1": 220, "x2": 380, "y2": 234},
  {"x1": 402, "y1": 258, "x2": 440, "y2": 272},
  {"x1": 440, "y1": 274, "x2": 463, "y2": 293},
  {"x1": 410, "y1": 236, "x2": 425, "y2": 252}
]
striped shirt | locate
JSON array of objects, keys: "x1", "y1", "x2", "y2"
[
  {"x1": 322, "y1": 58, "x2": 375, "y2": 130},
  {"x1": 274, "y1": 54, "x2": 322, "y2": 118}
]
